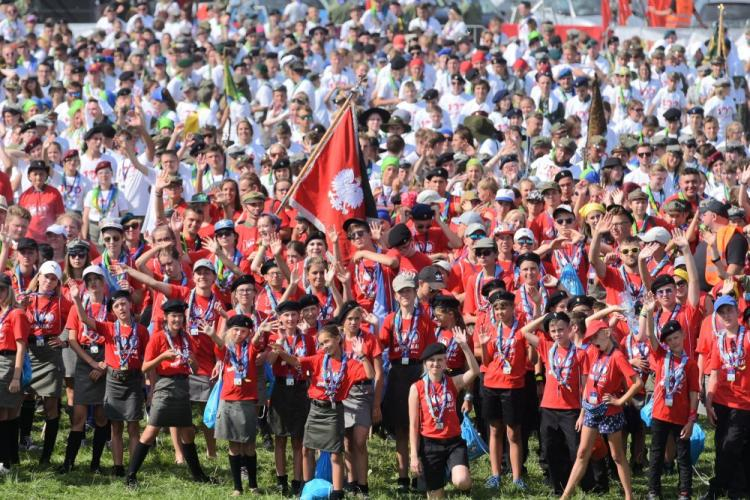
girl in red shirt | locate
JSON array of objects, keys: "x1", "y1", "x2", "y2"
[
  {"x1": 126, "y1": 299, "x2": 212, "y2": 488},
  {"x1": 408, "y1": 331, "x2": 481, "y2": 498},
  {"x1": 300, "y1": 257, "x2": 345, "y2": 325},
  {"x1": 640, "y1": 292, "x2": 699, "y2": 500},
  {"x1": 0, "y1": 274, "x2": 30, "y2": 472},
  {"x1": 202, "y1": 219, "x2": 252, "y2": 307},
  {"x1": 200, "y1": 314, "x2": 263, "y2": 496},
  {"x1": 561, "y1": 320, "x2": 643, "y2": 500},
  {"x1": 272, "y1": 323, "x2": 373, "y2": 500}
]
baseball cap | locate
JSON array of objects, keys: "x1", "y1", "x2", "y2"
[
  {"x1": 82, "y1": 265, "x2": 105, "y2": 279},
  {"x1": 39, "y1": 260, "x2": 62, "y2": 280},
  {"x1": 639, "y1": 227, "x2": 671, "y2": 245},
  {"x1": 465, "y1": 223, "x2": 487, "y2": 236},
  {"x1": 45, "y1": 224, "x2": 67, "y2": 237},
  {"x1": 392, "y1": 274, "x2": 416, "y2": 292},
  {"x1": 514, "y1": 228, "x2": 535, "y2": 243},
  {"x1": 417, "y1": 265, "x2": 445, "y2": 290},
  {"x1": 714, "y1": 295, "x2": 738, "y2": 312},
  {"x1": 193, "y1": 258, "x2": 216, "y2": 273},
  {"x1": 416, "y1": 189, "x2": 445, "y2": 205}
]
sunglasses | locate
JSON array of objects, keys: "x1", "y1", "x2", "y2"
[
  {"x1": 475, "y1": 249, "x2": 495, "y2": 257},
  {"x1": 347, "y1": 230, "x2": 367, "y2": 240},
  {"x1": 620, "y1": 248, "x2": 639, "y2": 255},
  {"x1": 468, "y1": 232, "x2": 486, "y2": 240},
  {"x1": 675, "y1": 280, "x2": 687, "y2": 288},
  {"x1": 633, "y1": 108, "x2": 644, "y2": 112},
  {"x1": 68, "y1": 251, "x2": 87, "y2": 258},
  {"x1": 517, "y1": 238, "x2": 533, "y2": 245},
  {"x1": 555, "y1": 218, "x2": 574, "y2": 225},
  {"x1": 124, "y1": 223, "x2": 140, "y2": 231},
  {"x1": 415, "y1": 224, "x2": 432, "y2": 231},
  {"x1": 216, "y1": 230, "x2": 234, "y2": 238},
  {"x1": 638, "y1": 152, "x2": 652, "y2": 157},
  {"x1": 103, "y1": 236, "x2": 121, "y2": 243}
]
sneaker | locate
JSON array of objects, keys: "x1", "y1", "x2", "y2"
[
  {"x1": 20, "y1": 436, "x2": 39, "y2": 451},
  {"x1": 513, "y1": 478, "x2": 528, "y2": 491},
  {"x1": 240, "y1": 466, "x2": 248, "y2": 481},
  {"x1": 125, "y1": 474, "x2": 138, "y2": 489},
  {"x1": 485, "y1": 475, "x2": 501, "y2": 489},
  {"x1": 396, "y1": 477, "x2": 409, "y2": 494},
  {"x1": 0, "y1": 463, "x2": 11, "y2": 475}
]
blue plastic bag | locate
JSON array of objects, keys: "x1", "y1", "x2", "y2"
[
  {"x1": 264, "y1": 362, "x2": 274, "y2": 399},
  {"x1": 690, "y1": 423, "x2": 705, "y2": 465},
  {"x1": 640, "y1": 396, "x2": 654, "y2": 428},
  {"x1": 461, "y1": 412, "x2": 488, "y2": 461},
  {"x1": 559, "y1": 262, "x2": 585, "y2": 296},
  {"x1": 21, "y1": 351, "x2": 32, "y2": 388},
  {"x1": 300, "y1": 478, "x2": 332, "y2": 500},
  {"x1": 202, "y1": 378, "x2": 222, "y2": 429},
  {"x1": 314, "y1": 450, "x2": 332, "y2": 482}
]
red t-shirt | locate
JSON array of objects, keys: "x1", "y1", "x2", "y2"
[
  {"x1": 269, "y1": 330, "x2": 317, "y2": 380},
  {"x1": 236, "y1": 224, "x2": 259, "y2": 256},
  {"x1": 482, "y1": 319, "x2": 527, "y2": 389},
  {"x1": 529, "y1": 210, "x2": 556, "y2": 243},
  {"x1": 409, "y1": 226, "x2": 450, "y2": 255},
  {"x1": 65, "y1": 300, "x2": 112, "y2": 346},
  {"x1": 166, "y1": 285, "x2": 221, "y2": 375},
  {"x1": 348, "y1": 258, "x2": 394, "y2": 313},
  {"x1": 254, "y1": 284, "x2": 287, "y2": 320},
  {"x1": 538, "y1": 336, "x2": 589, "y2": 410},
  {"x1": 386, "y1": 248, "x2": 433, "y2": 276},
  {"x1": 435, "y1": 326, "x2": 474, "y2": 371},
  {"x1": 92, "y1": 320, "x2": 150, "y2": 370},
  {"x1": 696, "y1": 315, "x2": 718, "y2": 374},
  {"x1": 300, "y1": 352, "x2": 367, "y2": 401},
  {"x1": 26, "y1": 294, "x2": 72, "y2": 337},
  {"x1": 584, "y1": 346, "x2": 637, "y2": 416},
  {"x1": 447, "y1": 256, "x2": 480, "y2": 295},
  {"x1": 0, "y1": 308, "x2": 30, "y2": 350},
  {"x1": 18, "y1": 185, "x2": 65, "y2": 241},
  {"x1": 654, "y1": 302, "x2": 701, "y2": 359},
  {"x1": 342, "y1": 331, "x2": 383, "y2": 361},
  {"x1": 379, "y1": 309, "x2": 436, "y2": 362},
  {"x1": 546, "y1": 242, "x2": 589, "y2": 294},
  {"x1": 649, "y1": 346, "x2": 699, "y2": 425},
  {"x1": 473, "y1": 309, "x2": 493, "y2": 374},
  {"x1": 598, "y1": 265, "x2": 644, "y2": 309},
  {"x1": 708, "y1": 328, "x2": 750, "y2": 409},
  {"x1": 218, "y1": 340, "x2": 261, "y2": 401},
  {"x1": 462, "y1": 263, "x2": 511, "y2": 316},
  {"x1": 0, "y1": 169, "x2": 12, "y2": 202},
  {"x1": 8, "y1": 269, "x2": 35, "y2": 295},
  {"x1": 145, "y1": 329, "x2": 196, "y2": 377},
  {"x1": 416, "y1": 375, "x2": 461, "y2": 439}
]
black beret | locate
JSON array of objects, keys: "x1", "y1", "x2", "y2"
[
  {"x1": 230, "y1": 274, "x2": 255, "y2": 292},
  {"x1": 651, "y1": 274, "x2": 676, "y2": 293},
  {"x1": 19, "y1": 121, "x2": 36, "y2": 133},
  {"x1": 435, "y1": 153, "x2": 454, "y2": 167},
  {"x1": 390, "y1": 55, "x2": 407, "y2": 70},
  {"x1": 420, "y1": 342, "x2": 447, "y2": 361},
  {"x1": 162, "y1": 299, "x2": 188, "y2": 314},
  {"x1": 305, "y1": 231, "x2": 326, "y2": 246},
  {"x1": 432, "y1": 295, "x2": 460, "y2": 310},
  {"x1": 660, "y1": 320, "x2": 682, "y2": 342},
  {"x1": 489, "y1": 290, "x2": 515, "y2": 304},
  {"x1": 546, "y1": 290, "x2": 569, "y2": 313},
  {"x1": 663, "y1": 107, "x2": 681, "y2": 122},
  {"x1": 299, "y1": 294, "x2": 321, "y2": 309},
  {"x1": 343, "y1": 218, "x2": 368, "y2": 233},
  {"x1": 387, "y1": 223, "x2": 412, "y2": 248},
  {"x1": 84, "y1": 127, "x2": 102, "y2": 141},
  {"x1": 567, "y1": 295, "x2": 595, "y2": 311},
  {"x1": 411, "y1": 203, "x2": 434, "y2": 221},
  {"x1": 516, "y1": 252, "x2": 541, "y2": 267},
  {"x1": 425, "y1": 167, "x2": 449, "y2": 180},
  {"x1": 28, "y1": 160, "x2": 49, "y2": 173},
  {"x1": 260, "y1": 259, "x2": 279, "y2": 275},
  {"x1": 16, "y1": 237, "x2": 38, "y2": 251},
  {"x1": 333, "y1": 300, "x2": 360, "y2": 325},
  {"x1": 226, "y1": 314, "x2": 254, "y2": 329},
  {"x1": 272, "y1": 158, "x2": 291, "y2": 170},
  {"x1": 543, "y1": 311, "x2": 571, "y2": 332},
  {"x1": 602, "y1": 157, "x2": 623, "y2": 169},
  {"x1": 276, "y1": 300, "x2": 302, "y2": 314},
  {"x1": 480, "y1": 278, "x2": 506, "y2": 297}
]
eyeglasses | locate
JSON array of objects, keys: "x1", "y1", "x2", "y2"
[
  {"x1": 620, "y1": 248, "x2": 639, "y2": 255},
  {"x1": 266, "y1": 271, "x2": 282, "y2": 277},
  {"x1": 235, "y1": 288, "x2": 254, "y2": 294},
  {"x1": 468, "y1": 232, "x2": 486, "y2": 240},
  {"x1": 656, "y1": 288, "x2": 675, "y2": 296},
  {"x1": 637, "y1": 152, "x2": 652, "y2": 158},
  {"x1": 555, "y1": 217, "x2": 574, "y2": 225},
  {"x1": 633, "y1": 108, "x2": 644, "y2": 113},
  {"x1": 517, "y1": 238, "x2": 534, "y2": 245},
  {"x1": 415, "y1": 223, "x2": 431, "y2": 231},
  {"x1": 103, "y1": 236, "x2": 121, "y2": 243},
  {"x1": 475, "y1": 249, "x2": 495, "y2": 257},
  {"x1": 347, "y1": 231, "x2": 367, "y2": 240}
]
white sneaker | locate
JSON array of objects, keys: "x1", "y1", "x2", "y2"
[{"x1": 0, "y1": 463, "x2": 11, "y2": 475}]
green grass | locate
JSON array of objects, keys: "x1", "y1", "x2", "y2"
[{"x1": 0, "y1": 415, "x2": 717, "y2": 499}]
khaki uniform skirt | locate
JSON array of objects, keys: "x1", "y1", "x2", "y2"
[
  {"x1": 0, "y1": 351, "x2": 22, "y2": 409},
  {"x1": 343, "y1": 381, "x2": 374, "y2": 429},
  {"x1": 269, "y1": 378, "x2": 309, "y2": 439},
  {"x1": 73, "y1": 345, "x2": 106, "y2": 406},
  {"x1": 215, "y1": 400, "x2": 258, "y2": 443},
  {"x1": 28, "y1": 340, "x2": 63, "y2": 398},
  {"x1": 188, "y1": 374, "x2": 211, "y2": 403},
  {"x1": 383, "y1": 362, "x2": 423, "y2": 434},
  {"x1": 104, "y1": 367, "x2": 144, "y2": 422},
  {"x1": 149, "y1": 375, "x2": 192, "y2": 427},
  {"x1": 304, "y1": 400, "x2": 345, "y2": 453}
]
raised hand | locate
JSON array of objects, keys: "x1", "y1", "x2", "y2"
[
  {"x1": 269, "y1": 232, "x2": 283, "y2": 255},
  {"x1": 324, "y1": 265, "x2": 336, "y2": 286},
  {"x1": 702, "y1": 228, "x2": 717, "y2": 247},
  {"x1": 289, "y1": 268, "x2": 301, "y2": 287},
  {"x1": 453, "y1": 327, "x2": 467, "y2": 345},
  {"x1": 202, "y1": 236, "x2": 220, "y2": 255},
  {"x1": 351, "y1": 336, "x2": 365, "y2": 357},
  {"x1": 327, "y1": 226, "x2": 339, "y2": 244},
  {"x1": 641, "y1": 291, "x2": 657, "y2": 312},
  {"x1": 170, "y1": 210, "x2": 183, "y2": 235},
  {"x1": 671, "y1": 227, "x2": 689, "y2": 249},
  {"x1": 638, "y1": 242, "x2": 658, "y2": 261},
  {"x1": 477, "y1": 328, "x2": 492, "y2": 345},
  {"x1": 740, "y1": 164, "x2": 750, "y2": 185},
  {"x1": 197, "y1": 319, "x2": 215, "y2": 337},
  {"x1": 541, "y1": 274, "x2": 558, "y2": 288},
  {"x1": 67, "y1": 279, "x2": 81, "y2": 299},
  {"x1": 611, "y1": 188, "x2": 624, "y2": 206},
  {"x1": 594, "y1": 212, "x2": 614, "y2": 235},
  {"x1": 335, "y1": 262, "x2": 351, "y2": 283}
]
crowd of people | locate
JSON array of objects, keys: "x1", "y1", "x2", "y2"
[{"x1": 0, "y1": 0, "x2": 749, "y2": 498}]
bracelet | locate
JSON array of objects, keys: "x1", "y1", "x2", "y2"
[
  {"x1": 357, "y1": 355, "x2": 365, "y2": 362},
  {"x1": 463, "y1": 394, "x2": 473, "y2": 402},
  {"x1": 711, "y1": 256, "x2": 721, "y2": 264}
]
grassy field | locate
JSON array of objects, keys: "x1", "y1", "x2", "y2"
[{"x1": 0, "y1": 414, "x2": 716, "y2": 499}]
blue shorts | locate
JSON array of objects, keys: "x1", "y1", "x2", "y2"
[{"x1": 584, "y1": 407, "x2": 625, "y2": 435}]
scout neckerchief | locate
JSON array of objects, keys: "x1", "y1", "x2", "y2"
[
  {"x1": 306, "y1": 285, "x2": 334, "y2": 321},
  {"x1": 31, "y1": 293, "x2": 58, "y2": 331},
  {"x1": 475, "y1": 264, "x2": 503, "y2": 312},
  {"x1": 282, "y1": 330, "x2": 307, "y2": 357},
  {"x1": 632, "y1": 215, "x2": 651, "y2": 235},
  {"x1": 92, "y1": 185, "x2": 118, "y2": 217},
  {"x1": 625, "y1": 333, "x2": 650, "y2": 376},
  {"x1": 590, "y1": 348, "x2": 613, "y2": 390},
  {"x1": 495, "y1": 319, "x2": 518, "y2": 373},
  {"x1": 553, "y1": 242, "x2": 584, "y2": 269},
  {"x1": 14, "y1": 264, "x2": 33, "y2": 293},
  {"x1": 549, "y1": 341, "x2": 576, "y2": 390},
  {"x1": 717, "y1": 326, "x2": 746, "y2": 382},
  {"x1": 227, "y1": 338, "x2": 250, "y2": 384},
  {"x1": 662, "y1": 349, "x2": 688, "y2": 406},
  {"x1": 436, "y1": 327, "x2": 459, "y2": 360},
  {"x1": 264, "y1": 284, "x2": 279, "y2": 312},
  {"x1": 164, "y1": 328, "x2": 191, "y2": 368},
  {"x1": 618, "y1": 264, "x2": 644, "y2": 302},
  {"x1": 654, "y1": 303, "x2": 681, "y2": 331},
  {"x1": 322, "y1": 352, "x2": 348, "y2": 402},
  {"x1": 643, "y1": 185, "x2": 664, "y2": 213},
  {"x1": 216, "y1": 248, "x2": 242, "y2": 292},
  {"x1": 101, "y1": 250, "x2": 130, "y2": 291},
  {"x1": 423, "y1": 373, "x2": 448, "y2": 429},
  {"x1": 649, "y1": 253, "x2": 671, "y2": 277},
  {"x1": 114, "y1": 320, "x2": 139, "y2": 369},
  {"x1": 394, "y1": 306, "x2": 420, "y2": 363},
  {"x1": 355, "y1": 255, "x2": 379, "y2": 298},
  {"x1": 187, "y1": 289, "x2": 216, "y2": 335},
  {"x1": 61, "y1": 172, "x2": 82, "y2": 207},
  {"x1": 82, "y1": 294, "x2": 108, "y2": 344},
  {"x1": 520, "y1": 281, "x2": 548, "y2": 320}
]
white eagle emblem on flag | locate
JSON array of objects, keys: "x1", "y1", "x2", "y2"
[{"x1": 328, "y1": 168, "x2": 364, "y2": 214}]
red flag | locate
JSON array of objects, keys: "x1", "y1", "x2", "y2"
[
  {"x1": 618, "y1": 0, "x2": 632, "y2": 24},
  {"x1": 288, "y1": 104, "x2": 377, "y2": 234},
  {"x1": 601, "y1": 0, "x2": 611, "y2": 29}
]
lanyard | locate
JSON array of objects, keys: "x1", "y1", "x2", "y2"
[
  {"x1": 306, "y1": 285, "x2": 334, "y2": 322},
  {"x1": 618, "y1": 265, "x2": 643, "y2": 302},
  {"x1": 625, "y1": 333, "x2": 650, "y2": 375},
  {"x1": 423, "y1": 374, "x2": 448, "y2": 425},
  {"x1": 394, "y1": 307, "x2": 420, "y2": 359},
  {"x1": 283, "y1": 331, "x2": 307, "y2": 357},
  {"x1": 436, "y1": 328, "x2": 458, "y2": 360},
  {"x1": 591, "y1": 351, "x2": 612, "y2": 388},
  {"x1": 475, "y1": 264, "x2": 503, "y2": 312},
  {"x1": 264, "y1": 285, "x2": 279, "y2": 311},
  {"x1": 82, "y1": 295, "x2": 108, "y2": 342},
  {"x1": 649, "y1": 253, "x2": 671, "y2": 277},
  {"x1": 32, "y1": 294, "x2": 56, "y2": 330},
  {"x1": 718, "y1": 326, "x2": 747, "y2": 374},
  {"x1": 93, "y1": 186, "x2": 117, "y2": 216},
  {"x1": 187, "y1": 289, "x2": 216, "y2": 333},
  {"x1": 654, "y1": 303, "x2": 681, "y2": 330},
  {"x1": 227, "y1": 339, "x2": 249, "y2": 380},
  {"x1": 520, "y1": 282, "x2": 548, "y2": 320},
  {"x1": 61, "y1": 173, "x2": 81, "y2": 207},
  {"x1": 662, "y1": 349, "x2": 688, "y2": 399},
  {"x1": 632, "y1": 215, "x2": 650, "y2": 235},
  {"x1": 322, "y1": 353, "x2": 348, "y2": 401},
  {"x1": 494, "y1": 319, "x2": 518, "y2": 369},
  {"x1": 549, "y1": 342, "x2": 576, "y2": 390},
  {"x1": 164, "y1": 329, "x2": 191, "y2": 368},
  {"x1": 114, "y1": 320, "x2": 139, "y2": 368}
]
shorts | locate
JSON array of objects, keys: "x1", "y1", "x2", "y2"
[
  {"x1": 584, "y1": 407, "x2": 625, "y2": 435},
  {"x1": 419, "y1": 436, "x2": 468, "y2": 492},
  {"x1": 480, "y1": 385, "x2": 525, "y2": 426}
]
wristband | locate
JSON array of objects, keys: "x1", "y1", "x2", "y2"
[
  {"x1": 357, "y1": 355, "x2": 366, "y2": 362},
  {"x1": 688, "y1": 410, "x2": 698, "y2": 422},
  {"x1": 463, "y1": 394, "x2": 473, "y2": 402},
  {"x1": 711, "y1": 256, "x2": 721, "y2": 264},
  {"x1": 535, "y1": 373, "x2": 545, "y2": 383}
]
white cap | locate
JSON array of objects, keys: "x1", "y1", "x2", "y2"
[
  {"x1": 495, "y1": 188, "x2": 515, "y2": 202},
  {"x1": 193, "y1": 258, "x2": 216, "y2": 273},
  {"x1": 38, "y1": 260, "x2": 62, "y2": 280},
  {"x1": 639, "y1": 226, "x2": 671, "y2": 245},
  {"x1": 434, "y1": 260, "x2": 451, "y2": 273},
  {"x1": 416, "y1": 189, "x2": 446, "y2": 205},
  {"x1": 514, "y1": 228, "x2": 535, "y2": 243},
  {"x1": 45, "y1": 224, "x2": 67, "y2": 237},
  {"x1": 82, "y1": 265, "x2": 104, "y2": 279}
]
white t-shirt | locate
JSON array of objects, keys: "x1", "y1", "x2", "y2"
[
  {"x1": 80, "y1": 152, "x2": 118, "y2": 183},
  {"x1": 83, "y1": 186, "x2": 130, "y2": 223},
  {"x1": 51, "y1": 172, "x2": 92, "y2": 212},
  {"x1": 113, "y1": 151, "x2": 156, "y2": 217}
]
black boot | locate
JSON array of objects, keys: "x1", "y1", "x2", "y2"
[
  {"x1": 291, "y1": 479, "x2": 303, "y2": 495},
  {"x1": 90, "y1": 424, "x2": 108, "y2": 473},
  {"x1": 39, "y1": 417, "x2": 60, "y2": 465},
  {"x1": 330, "y1": 490, "x2": 345, "y2": 500},
  {"x1": 277, "y1": 474, "x2": 289, "y2": 495},
  {"x1": 126, "y1": 441, "x2": 150, "y2": 487},
  {"x1": 57, "y1": 431, "x2": 84, "y2": 473},
  {"x1": 228, "y1": 455, "x2": 243, "y2": 493},
  {"x1": 7, "y1": 418, "x2": 19, "y2": 464},
  {"x1": 0, "y1": 421, "x2": 8, "y2": 468},
  {"x1": 243, "y1": 454, "x2": 257, "y2": 490},
  {"x1": 182, "y1": 442, "x2": 211, "y2": 483}
]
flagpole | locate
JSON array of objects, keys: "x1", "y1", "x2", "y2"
[{"x1": 274, "y1": 84, "x2": 361, "y2": 215}]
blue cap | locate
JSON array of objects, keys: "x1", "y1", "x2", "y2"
[
  {"x1": 439, "y1": 127, "x2": 453, "y2": 136},
  {"x1": 583, "y1": 169, "x2": 600, "y2": 184},
  {"x1": 492, "y1": 89, "x2": 509, "y2": 104},
  {"x1": 437, "y1": 48, "x2": 452, "y2": 57},
  {"x1": 573, "y1": 76, "x2": 589, "y2": 87},
  {"x1": 150, "y1": 87, "x2": 164, "y2": 102},
  {"x1": 214, "y1": 219, "x2": 235, "y2": 232},
  {"x1": 154, "y1": 56, "x2": 167, "y2": 66},
  {"x1": 376, "y1": 208, "x2": 390, "y2": 221},
  {"x1": 687, "y1": 106, "x2": 704, "y2": 116},
  {"x1": 557, "y1": 67, "x2": 572, "y2": 79},
  {"x1": 714, "y1": 295, "x2": 738, "y2": 312}
]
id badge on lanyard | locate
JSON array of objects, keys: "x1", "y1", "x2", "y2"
[
  {"x1": 588, "y1": 391, "x2": 599, "y2": 404},
  {"x1": 90, "y1": 345, "x2": 99, "y2": 354}
]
